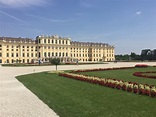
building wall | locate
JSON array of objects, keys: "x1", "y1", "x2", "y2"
[
  {"x1": 0, "y1": 35, "x2": 115, "y2": 64},
  {"x1": 0, "y1": 39, "x2": 37, "y2": 64}
]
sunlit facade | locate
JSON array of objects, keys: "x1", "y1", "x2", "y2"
[{"x1": 0, "y1": 35, "x2": 115, "y2": 64}]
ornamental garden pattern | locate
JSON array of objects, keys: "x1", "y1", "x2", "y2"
[{"x1": 59, "y1": 65, "x2": 156, "y2": 98}]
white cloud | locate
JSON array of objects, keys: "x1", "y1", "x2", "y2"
[
  {"x1": 136, "y1": 11, "x2": 142, "y2": 15},
  {"x1": 0, "y1": 0, "x2": 47, "y2": 8},
  {"x1": 0, "y1": 10, "x2": 26, "y2": 24}
]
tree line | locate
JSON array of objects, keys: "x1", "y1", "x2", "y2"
[{"x1": 115, "y1": 49, "x2": 156, "y2": 61}]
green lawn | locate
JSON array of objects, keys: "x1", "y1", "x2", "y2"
[
  {"x1": 79, "y1": 67, "x2": 156, "y2": 86},
  {"x1": 16, "y1": 67, "x2": 156, "y2": 117}
]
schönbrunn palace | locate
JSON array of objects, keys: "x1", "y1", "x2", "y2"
[{"x1": 0, "y1": 35, "x2": 115, "y2": 64}]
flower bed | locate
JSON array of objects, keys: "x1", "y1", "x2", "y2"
[
  {"x1": 133, "y1": 71, "x2": 156, "y2": 79},
  {"x1": 65, "y1": 62, "x2": 77, "y2": 65},
  {"x1": 135, "y1": 64, "x2": 149, "y2": 68},
  {"x1": 71, "y1": 67, "x2": 134, "y2": 73},
  {"x1": 59, "y1": 72, "x2": 156, "y2": 98},
  {"x1": 48, "y1": 70, "x2": 64, "y2": 74}
]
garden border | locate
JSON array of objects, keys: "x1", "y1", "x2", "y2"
[
  {"x1": 59, "y1": 67, "x2": 156, "y2": 98},
  {"x1": 133, "y1": 71, "x2": 156, "y2": 79}
]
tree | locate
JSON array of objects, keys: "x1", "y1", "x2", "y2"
[
  {"x1": 115, "y1": 54, "x2": 129, "y2": 61},
  {"x1": 130, "y1": 52, "x2": 141, "y2": 60},
  {"x1": 49, "y1": 58, "x2": 60, "y2": 71},
  {"x1": 130, "y1": 52, "x2": 136, "y2": 60},
  {"x1": 115, "y1": 53, "x2": 141, "y2": 61},
  {"x1": 19, "y1": 59, "x2": 22, "y2": 63},
  {"x1": 16, "y1": 59, "x2": 19, "y2": 63}
]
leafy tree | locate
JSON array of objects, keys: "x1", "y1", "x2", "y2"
[
  {"x1": 115, "y1": 53, "x2": 141, "y2": 61},
  {"x1": 130, "y1": 52, "x2": 141, "y2": 60},
  {"x1": 130, "y1": 52, "x2": 136, "y2": 60},
  {"x1": 115, "y1": 54, "x2": 129, "y2": 61},
  {"x1": 49, "y1": 58, "x2": 60, "y2": 71},
  {"x1": 19, "y1": 59, "x2": 22, "y2": 63},
  {"x1": 16, "y1": 59, "x2": 19, "y2": 63}
]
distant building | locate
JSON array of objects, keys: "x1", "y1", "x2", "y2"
[
  {"x1": 154, "y1": 49, "x2": 156, "y2": 60},
  {"x1": 0, "y1": 35, "x2": 115, "y2": 64},
  {"x1": 141, "y1": 49, "x2": 156, "y2": 60}
]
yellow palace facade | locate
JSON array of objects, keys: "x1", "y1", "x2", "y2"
[{"x1": 0, "y1": 35, "x2": 115, "y2": 64}]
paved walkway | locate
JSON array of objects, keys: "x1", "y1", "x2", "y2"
[{"x1": 0, "y1": 62, "x2": 156, "y2": 117}]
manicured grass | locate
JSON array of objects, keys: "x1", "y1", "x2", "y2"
[
  {"x1": 80, "y1": 67, "x2": 156, "y2": 86},
  {"x1": 16, "y1": 69, "x2": 156, "y2": 117}
]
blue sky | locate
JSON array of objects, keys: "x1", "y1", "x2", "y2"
[{"x1": 0, "y1": 0, "x2": 156, "y2": 54}]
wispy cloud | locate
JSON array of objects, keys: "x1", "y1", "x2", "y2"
[
  {"x1": 27, "y1": 14, "x2": 72, "y2": 23},
  {"x1": 0, "y1": 10, "x2": 27, "y2": 24},
  {"x1": 136, "y1": 11, "x2": 142, "y2": 15},
  {"x1": 0, "y1": 0, "x2": 47, "y2": 8}
]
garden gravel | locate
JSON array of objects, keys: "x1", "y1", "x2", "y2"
[{"x1": 0, "y1": 62, "x2": 155, "y2": 117}]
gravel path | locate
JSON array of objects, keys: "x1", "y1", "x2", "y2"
[{"x1": 0, "y1": 62, "x2": 156, "y2": 117}]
